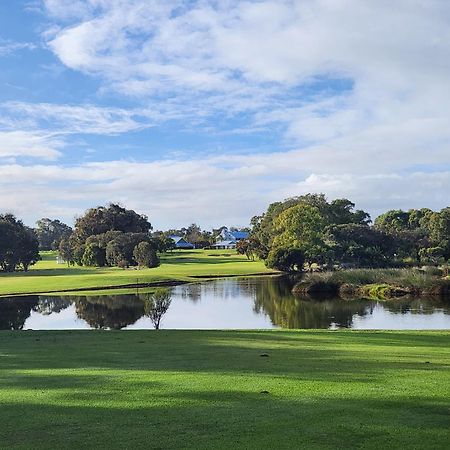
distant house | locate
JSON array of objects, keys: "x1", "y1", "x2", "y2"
[
  {"x1": 212, "y1": 228, "x2": 249, "y2": 249},
  {"x1": 169, "y1": 235, "x2": 195, "y2": 249}
]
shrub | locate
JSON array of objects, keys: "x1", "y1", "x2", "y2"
[
  {"x1": 266, "y1": 248, "x2": 305, "y2": 272},
  {"x1": 133, "y1": 241, "x2": 160, "y2": 268},
  {"x1": 82, "y1": 243, "x2": 106, "y2": 267}
]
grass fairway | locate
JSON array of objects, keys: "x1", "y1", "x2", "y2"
[
  {"x1": 0, "y1": 330, "x2": 449, "y2": 449},
  {"x1": 0, "y1": 250, "x2": 273, "y2": 296}
]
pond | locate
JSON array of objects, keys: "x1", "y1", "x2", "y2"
[{"x1": 1, "y1": 276, "x2": 450, "y2": 330}]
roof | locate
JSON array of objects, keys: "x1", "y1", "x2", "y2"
[
  {"x1": 229, "y1": 231, "x2": 249, "y2": 240},
  {"x1": 169, "y1": 235, "x2": 195, "y2": 248}
]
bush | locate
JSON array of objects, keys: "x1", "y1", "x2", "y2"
[
  {"x1": 266, "y1": 248, "x2": 304, "y2": 272},
  {"x1": 296, "y1": 268, "x2": 447, "y2": 297},
  {"x1": 82, "y1": 243, "x2": 106, "y2": 267},
  {"x1": 133, "y1": 241, "x2": 160, "y2": 268}
]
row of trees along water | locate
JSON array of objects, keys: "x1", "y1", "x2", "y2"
[
  {"x1": 241, "y1": 194, "x2": 450, "y2": 271},
  {"x1": 1, "y1": 194, "x2": 449, "y2": 272}
]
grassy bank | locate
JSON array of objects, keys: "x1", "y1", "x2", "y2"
[
  {"x1": 294, "y1": 268, "x2": 450, "y2": 299},
  {"x1": 0, "y1": 250, "x2": 274, "y2": 296},
  {"x1": 0, "y1": 330, "x2": 448, "y2": 449}
]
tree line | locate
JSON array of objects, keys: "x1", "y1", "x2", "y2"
[
  {"x1": 1, "y1": 195, "x2": 449, "y2": 273},
  {"x1": 0, "y1": 202, "x2": 250, "y2": 272},
  {"x1": 240, "y1": 194, "x2": 450, "y2": 271}
]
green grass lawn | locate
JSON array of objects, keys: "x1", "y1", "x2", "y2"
[
  {"x1": 0, "y1": 250, "x2": 273, "y2": 296},
  {"x1": 0, "y1": 330, "x2": 448, "y2": 449}
]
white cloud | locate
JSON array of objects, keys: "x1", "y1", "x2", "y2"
[
  {"x1": 1, "y1": 1, "x2": 449, "y2": 225},
  {"x1": 0, "y1": 131, "x2": 62, "y2": 159},
  {"x1": 1, "y1": 154, "x2": 449, "y2": 228},
  {"x1": 42, "y1": 1, "x2": 450, "y2": 146}
]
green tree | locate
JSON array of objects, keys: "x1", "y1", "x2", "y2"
[
  {"x1": 58, "y1": 238, "x2": 74, "y2": 267},
  {"x1": 250, "y1": 194, "x2": 370, "y2": 262},
  {"x1": 35, "y1": 218, "x2": 72, "y2": 250},
  {"x1": 374, "y1": 210, "x2": 410, "y2": 233},
  {"x1": 82, "y1": 243, "x2": 106, "y2": 267},
  {"x1": 428, "y1": 208, "x2": 450, "y2": 260},
  {"x1": 0, "y1": 214, "x2": 40, "y2": 272},
  {"x1": 374, "y1": 210, "x2": 418, "y2": 262},
  {"x1": 152, "y1": 234, "x2": 176, "y2": 252},
  {"x1": 103, "y1": 233, "x2": 154, "y2": 267},
  {"x1": 272, "y1": 204, "x2": 327, "y2": 266},
  {"x1": 265, "y1": 248, "x2": 305, "y2": 272},
  {"x1": 326, "y1": 224, "x2": 396, "y2": 267},
  {"x1": 418, "y1": 247, "x2": 445, "y2": 266},
  {"x1": 133, "y1": 241, "x2": 160, "y2": 268},
  {"x1": 17, "y1": 226, "x2": 41, "y2": 271},
  {"x1": 72, "y1": 203, "x2": 152, "y2": 244},
  {"x1": 106, "y1": 241, "x2": 124, "y2": 267}
]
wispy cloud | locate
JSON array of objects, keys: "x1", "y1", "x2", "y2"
[
  {"x1": 0, "y1": 40, "x2": 37, "y2": 56},
  {"x1": 0, "y1": 102, "x2": 156, "y2": 135},
  {"x1": 0, "y1": 131, "x2": 62, "y2": 159}
]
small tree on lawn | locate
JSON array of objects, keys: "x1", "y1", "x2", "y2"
[{"x1": 144, "y1": 289, "x2": 172, "y2": 330}]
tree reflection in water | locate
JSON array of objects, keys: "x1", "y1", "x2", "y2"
[
  {"x1": 253, "y1": 276, "x2": 373, "y2": 329},
  {"x1": 180, "y1": 283, "x2": 202, "y2": 303},
  {"x1": 378, "y1": 296, "x2": 450, "y2": 315},
  {"x1": 35, "y1": 297, "x2": 72, "y2": 315},
  {"x1": 0, "y1": 296, "x2": 39, "y2": 330},
  {"x1": 0, "y1": 278, "x2": 449, "y2": 330},
  {"x1": 73, "y1": 295, "x2": 145, "y2": 329}
]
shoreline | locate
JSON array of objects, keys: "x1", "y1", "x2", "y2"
[{"x1": 0, "y1": 271, "x2": 280, "y2": 298}]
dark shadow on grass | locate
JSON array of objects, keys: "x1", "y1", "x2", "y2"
[{"x1": 0, "y1": 393, "x2": 448, "y2": 449}]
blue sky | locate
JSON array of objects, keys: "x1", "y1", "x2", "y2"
[{"x1": 0, "y1": 0, "x2": 449, "y2": 229}]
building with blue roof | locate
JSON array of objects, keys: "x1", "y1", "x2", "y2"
[
  {"x1": 169, "y1": 235, "x2": 195, "y2": 249},
  {"x1": 212, "y1": 228, "x2": 249, "y2": 249}
]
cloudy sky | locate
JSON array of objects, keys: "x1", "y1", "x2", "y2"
[{"x1": 0, "y1": 0, "x2": 449, "y2": 229}]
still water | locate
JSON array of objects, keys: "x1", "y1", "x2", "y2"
[{"x1": 1, "y1": 276, "x2": 450, "y2": 330}]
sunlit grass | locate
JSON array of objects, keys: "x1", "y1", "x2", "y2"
[
  {"x1": 0, "y1": 250, "x2": 274, "y2": 296},
  {"x1": 0, "y1": 330, "x2": 448, "y2": 449}
]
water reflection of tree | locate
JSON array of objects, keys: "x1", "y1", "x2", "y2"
[
  {"x1": 253, "y1": 277, "x2": 372, "y2": 329},
  {"x1": 379, "y1": 297, "x2": 450, "y2": 315},
  {"x1": 0, "y1": 296, "x2": 39, "y2": 330},
  {"x1": 34, "y1": 297, "x2": 72, "y2": 315},
  {"x1": 180, "y1": 283, "x2": 202, "y2": 303},
  {"x1": 73, "y1": 295, "x2": 145, "y2": 329}
]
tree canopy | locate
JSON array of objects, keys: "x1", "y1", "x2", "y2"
[
  {"x1": 72, "y1": 203, "x2": 152, "y2": 244},
  {"x1": 0, "y1": 214, "x2": 40, "y2": 272},
  {"x1": 35, "y1": 218, "x2": 72, "y2": 250}
]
